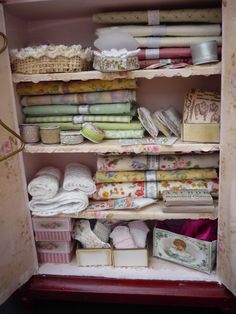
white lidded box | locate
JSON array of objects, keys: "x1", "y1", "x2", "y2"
[
  {"x1": 76, "y1": 245, "x2": 112, "y2": 267},
  {"x1": 153, "y1": 227, "x2": 217, "y2": 274},
  {"x1": 112, "y1": 247, "x2": 148, "y2": 267}
]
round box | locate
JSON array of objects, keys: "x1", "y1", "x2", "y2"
[
  {"x1": 80, "y1": 123, "x2": 104, "y2": 143},
  {"x1": 40, "y1": 126, "x2": 60, "y2": 144},
  {"x1": 60, "y1": 131, "x2": 84, "y2": 145},
  {"x1": 191, "y1": 40, "x2": 218, "y2": 65},
  {"x1": 19, "y1": 124, "x2": 40, "y2": 143}
]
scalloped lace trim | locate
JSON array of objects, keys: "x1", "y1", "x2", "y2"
[{"x1": 10, "y1": 45, "x2": 94, "y2": 61}]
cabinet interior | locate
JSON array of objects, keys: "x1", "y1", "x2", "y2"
[{"x1": 3, "y1": 0, "x2": 222, "y2": 283}]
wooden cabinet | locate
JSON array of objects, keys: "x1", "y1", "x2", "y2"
[{"x1": 0, "y1": 0, "x2": 236, "y2": 311}]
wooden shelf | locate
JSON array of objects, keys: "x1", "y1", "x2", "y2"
[
  {"x1": 59, "y1": 201, "x2": 218, "y2": 220},
  {"x1": 24, "y1": 139, "x2": 220, "y2": 154},
  {"x1": 12, "y1": 63, "x2": 221, "y2": 83}
]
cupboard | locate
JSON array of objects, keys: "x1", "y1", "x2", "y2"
[{"x1": 0, "y1": 0, "x2": 236, "y2": 312}]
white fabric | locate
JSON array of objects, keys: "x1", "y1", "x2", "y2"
[
  {"x1": 27, "y1": 166, "x2": 61, "y2": 200},
  {"x1": 29, "y1": 188, "x2": 89, "y2": 216},
  {"x1": 128, "y1": 220, "x2": 149, "y2": 248},
  {"x1": 63, "y1": 162, "x2": 96, "y2": 195}
]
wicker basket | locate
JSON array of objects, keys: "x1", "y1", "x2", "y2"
[{"x1": 11, "y1": 55, "x2": 92, "y2": 74}]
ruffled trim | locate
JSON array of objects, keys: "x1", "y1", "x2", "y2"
[
  {"x1": 10, "y1": 45, "x2": 94, "y2": 61},
  {"x1": 94, "y1": 48, "x2": 140, "y2": 58}
]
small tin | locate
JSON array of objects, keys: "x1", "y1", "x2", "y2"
[
  {"x1": 80, "y1": 123, "x2": 104, "y2": 143},
  {"x1": 19, "y1": 124, "x2": 40, "y2": 143},
  {"x1": 60, "y1": 131, "x2": 84, "y2": 145},
  {"x1": 40, "y1": 125, "x2": 60, "y2": 144},
  {"x1": 191, "y1": 40, "x2": 218, "y2": 65}
]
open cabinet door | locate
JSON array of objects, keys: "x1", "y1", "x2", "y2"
[
  {"x1": 218, "y1": 0, "x2": 236, "y2": 297},
  {"x1": 0, "y1": 4, "x2": 37, "y2": 304}
]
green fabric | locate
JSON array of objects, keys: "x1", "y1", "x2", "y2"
[
  {"x1": 33, "y1": 122, "x2": 82, "y2": 130},
  {"x1": 25, "y1": 116, "x2": 73, "y2": 123},
  {"x1": 23, "y1": 105, "x2": 78, "y2": 116},
  {"x1": 104, "y1": 129, "x2": 144, "y2": 139}
]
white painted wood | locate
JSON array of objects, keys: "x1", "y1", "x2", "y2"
[
  {"x1": 0, "y1": 5, "x2": 37, "y2": 305},
  {"x1": 217, "y1": 0, "x2": 236, "y2": 296}
]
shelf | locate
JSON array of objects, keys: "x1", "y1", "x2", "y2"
[
  {"x1": 59, "y1": 201, "x2": 218, "y2": 220},
  {"x1": 12, "y1": 63, "x2": 221, "y2": 83},
  {"x1": 24, "y1": 139, "x2": 220, "y2": 154}
]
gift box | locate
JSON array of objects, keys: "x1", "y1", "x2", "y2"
[
  {"x1": 153, "y1": 226, "x2": 217, "y2": 274},
  {"x1": 93, "y1": 55, "x2": 139, "y2": 72},
  {"x1": 182, "y1": 89, "x2": 220, "y2": 143},
  {"x1": 36, "y1": 240, "x2": 75, "y2": 253},
  {"x1": 76, "y1": 246, "x2": 112, "y2": 266},
  {"x1": 112, "y1": 247, "x2": 148, "y2": 267}
]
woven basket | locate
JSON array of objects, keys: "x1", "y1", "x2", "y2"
[{"x1": 11, "y1": 55, "x2": 92, "y2": 74}]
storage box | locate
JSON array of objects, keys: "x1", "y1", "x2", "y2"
[
  {"x1": 36, "y1": 240, "x2": 75, "y2": 253},
  {"x1": 182, "y1": 89, "x2": 220, "y2": 143},
  {"x1": 32, "y1": 217, "x2": 74, "y2": 232},
  {"x1": 153, "y1": 227, "x2": 217, "y2": 274},
  {"x1": 112, "y1": 248, "x2": 148, "y2": 267},
  {"x1": 34, "y1": 230, "x2": 72, "y2": 241},
  {"x1": 76, "y1": 247, "x2": 112, "y2": 266},
  {"x1": 38, "y1": 250, "x2": 75, "y2": 264},
  {"x1": 93, "y1": 55, "x2": 139, "y2": 72}
]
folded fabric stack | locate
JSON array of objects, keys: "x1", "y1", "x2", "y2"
[
  {"x1": 17, "y1": 79, "x2": 145, "y2": 140},
  {"x1": 28, "y1": 163, "x2": 96, "y2": 216},
  {"x1": 92, "y1": 153, "x2": 219, "y2": 200},
  {"x1": 93, "y1": 8, "x2": 222, "y2": 69}
]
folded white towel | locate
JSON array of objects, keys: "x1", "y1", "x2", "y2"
[
  {"x1": 28, "y1": 166, "x2": 61, "y2": 200},
  {"x1": 63, "y1": 162, "x2": 96, "y2": 195},
  {"x1": 29, "y1": 188, "x2": 89, "y2": 216}
]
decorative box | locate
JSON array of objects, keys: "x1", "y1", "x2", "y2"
[
  {"x1": 10, "y1": 45, "x2": 93, "y2": 74},
  {"x1": 60, "y1": 131, "x2": 84, "y2": 145},
  {"x1": 182, "y1": 89, "x2": 220, "y2": 143},
  {"x1": 93, "y1": 55, "x2": 139, "y2": 72},
  {"x1": 38, "y1": 250, "x2": 75, "y2": 264},
  {"x1": 36, "y1": 240, "x2": 75, "y2": 253},
  {"x1": 112, "y1": 248, "x2": 148, "y2": 267},
  {"x1": 76, "y1": 246, "x2": 112, "y2": 266},
  {"x1": 153, "y1": 227, "x2": 217, "y2": 274}
]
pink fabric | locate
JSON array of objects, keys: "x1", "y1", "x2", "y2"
[
  {"x1": 138, "y1": 47, "x2": 222, "y2": 60},
  {"x1": 139, "y1": 58, "x2": 192, "y2": 68},
  {"x1": 156, "y1": 219, "x2": 217, "y2": 242}
]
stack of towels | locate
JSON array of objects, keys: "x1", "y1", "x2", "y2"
[
  {"x1": 93, "y1": 8, "x2": 222, "y2": 69},
  {"x1": 92, "y1": 152, "x2": 219, "y2": 200},
  {"x1": 28, "y1": 163, "x2": 95, "y2": 216},
  {"x1": 17, "y1": 79, "x2": 145, "y2": 140}
]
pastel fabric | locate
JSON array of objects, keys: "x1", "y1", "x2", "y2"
[
  {"x1": 25, "y1": 116, "x2": 73, "y2": 123},
  {"x1": 16, "y1": 79, "x2": 137, "y2": 96},
  {"x1": 139, "y1": 58, "x2": 192, "y2": 69},
  {"x1": 96, "y1": 153, "x2": 219, "y2": 172},
  {"x1": 93, "y1": 8, "x2": 221, "y2": 24},
  {"x1": 73, "y1": 115, "x2": 132, "y2": 123},
  {"x1": 92, "y1": 179, "x2": 219, "y2": 200},
  {"x1": 22, "y1": 103, "x2": 136, "y2": 116},
  {"x1": 104, "y1": 129, "x2": 144, "y2": 139},
  {"x1": 94, "y1": 169, "x2": 218, "y2": 183},
  {"x1": 21, "y1": 90, "x2": 137, "y2": 106}
]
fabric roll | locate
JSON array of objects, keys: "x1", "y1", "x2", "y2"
[
  {"x1": 97, "y1": 153, "x2": 219, "y2": 172},
  {"x1": 25, "y1": 116, "x2": 73, "y2": 123},
  {"x1": 94, "y1": 169, "x2": 218, "y2": 183},
  {"x1": 92, "y1": 179, "x2": 219, "y2": 200},
  {"x1": 16, "y1": 79, "x2": 137, "y2": 96},
  {"x1": 21, "y1": 90, "x2": 137, "y2": 106},
  {"x1": 29, "y1": 188, "x2": 89, "y2": 216},
  {"x1": 135, "y1": 36, "x2": 222, "y2": 48},
  {"x1": 97, "y1": 24, "x2": 221, "y2": 37},
  {"x1": 139, "y1": 58, "x2": 192, "y2": 69},
  {"x1": 34, "y1": 122, "x2": 82, "y2": 130},
  {"x1": 73, "y1": 115, "x2": 132, "y2": 123},
  {"x1": 22, "y1": 103, "x2": 136, "y2": 116},
  {"x1": 104, "y1": 129, "x2": 144, "y2": 139},
  {"x1": 63, "y1": 163, "x2": 96, "y2": 195},
  {"x1": 93, "y1": 8, "x2": 221, "y2": 24},
  {"x1": 27, "y1": 166, "x2": 61, "y2": 200}
]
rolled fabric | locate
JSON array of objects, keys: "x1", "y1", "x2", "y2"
[
  {"x1": 25, "y1": 116, "x2": 73, "y2": 123},
  {"x1": 29, "y1": 188, "x2": 89, "y2": 216},
  {"x1": 103, "y1": 129, "x2": 144, "y2": 139},
  {"x1": 22, "y1": 103, "x2": 136, "y2": 116},
  {"x1": 97, "y1": 153, "x2": 219, "y2": 172},
  {"x1": 63, "y1": 163, "x2": 96, "y2": 195},
  {"x1": 139, "y1": 58, "x2": 192, "y2": 69},
  {"x1": 33, "y1": 122, "x2": 82, "y2": 130},
  {"x1": 97, "y1": 24, "x2": 221, "y2": 37},
  {"x1": 93, "y1": 8, "x2": 221, "y2": 24},
  {"x1": 73, "y1": 115, "x2": 132, "y2": 123},
  {"x1": 135, "y1": 36, "x2": 222, "y2": 48},
  {"x1": 94, "y1": 169, "x2": 218, "y2": 183},
  {"x1": 21, "y1": 90, "x2": 137, "y2": 106},
  {"x1": 16, "y1": 79, "x2": 137, "y2": 96},
  {"x1": 92, "y1": 179, "x2": 219, "y2": 200},
  {"x1": 27, "y1": 166, "x2": 61, "y2": 200}
]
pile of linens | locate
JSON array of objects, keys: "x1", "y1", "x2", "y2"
[
  {"x1": 92, "y1": 152, "x2": 219, "y2": 200},
  {"x1": 93, "y1": 7, "x2": 222, "y2": 69},
  {"x1": 17, "y1": 78, "x2": 145, "y2": 139}
]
